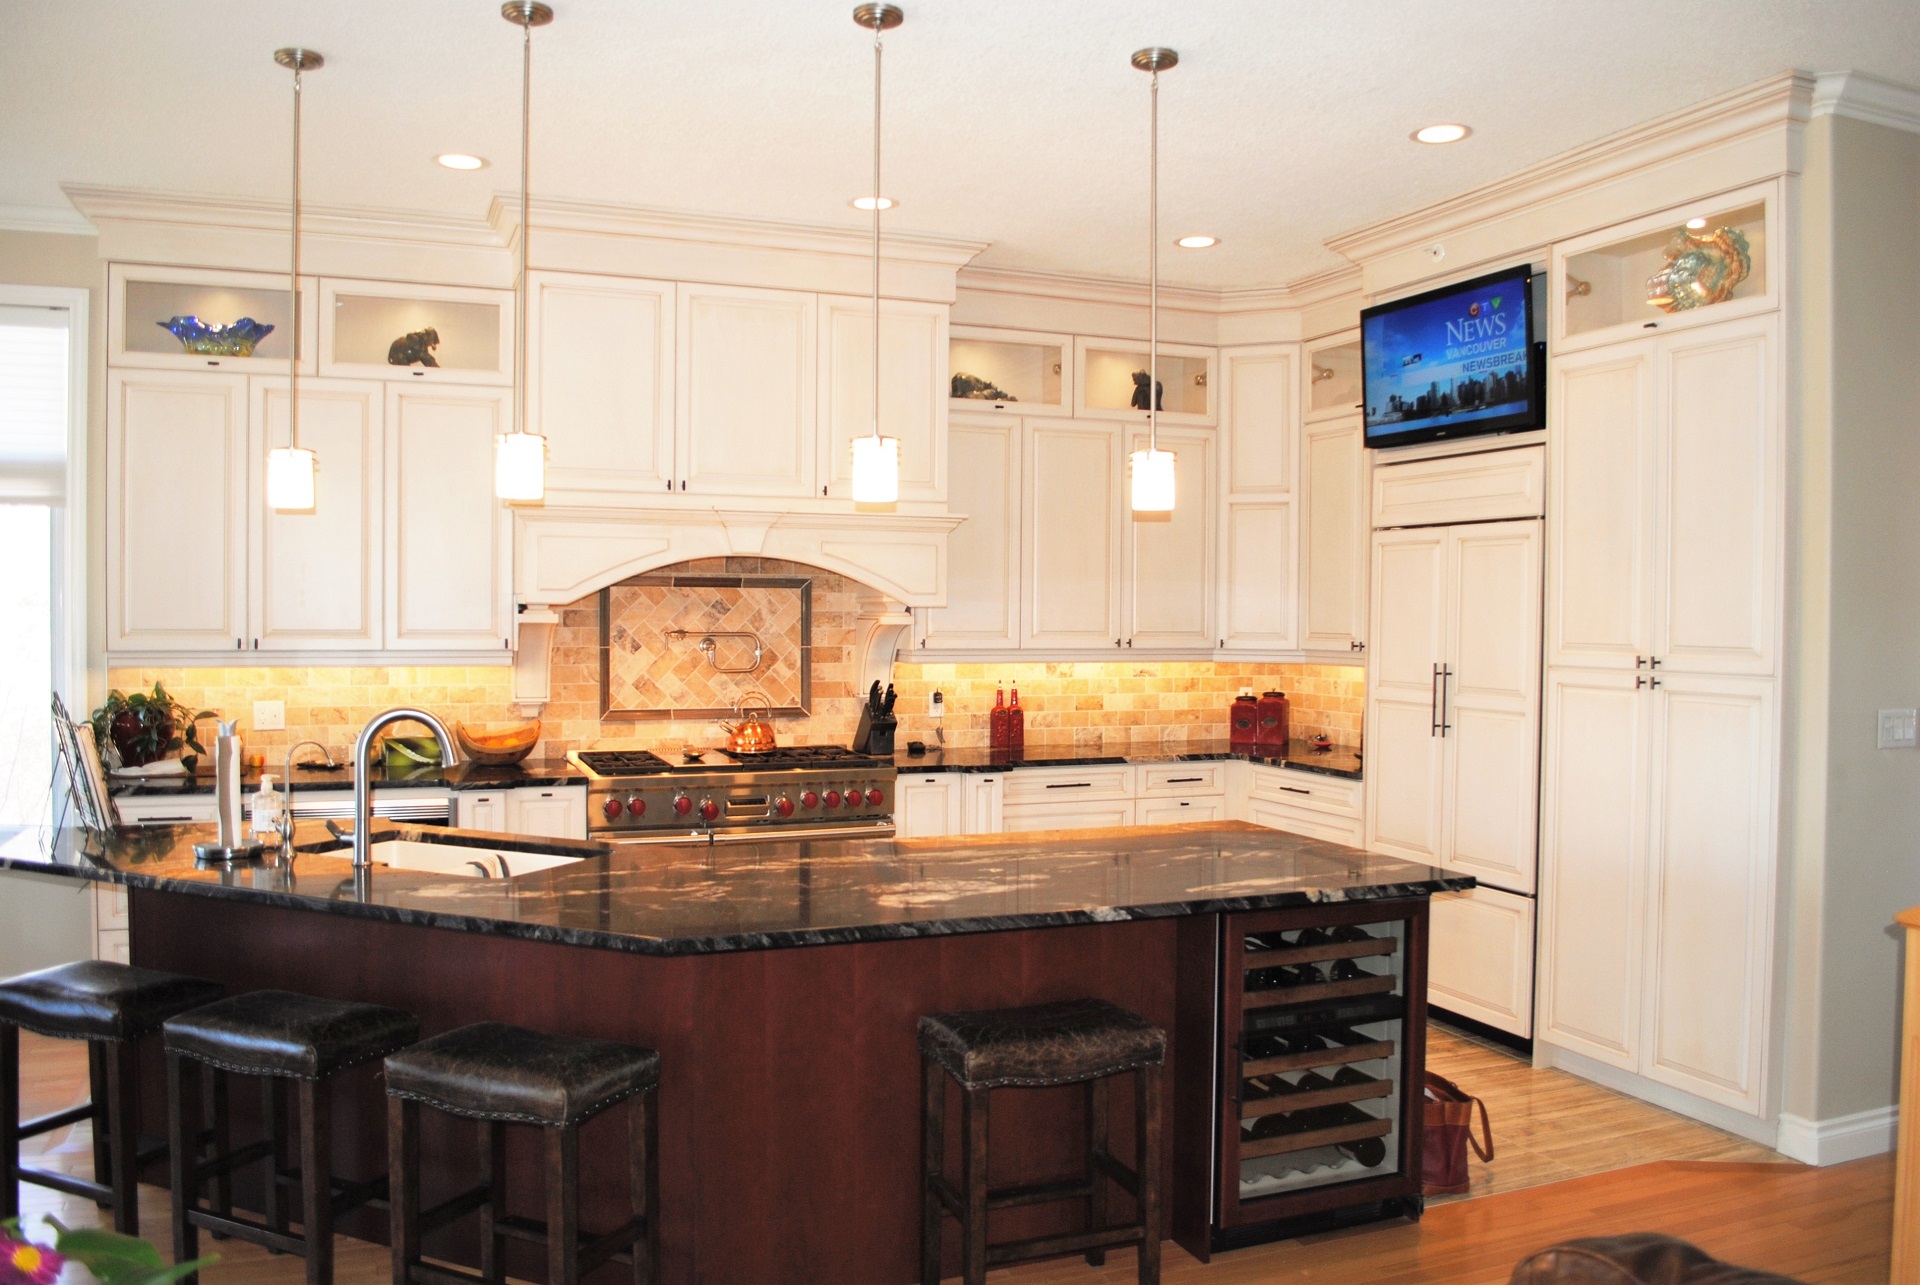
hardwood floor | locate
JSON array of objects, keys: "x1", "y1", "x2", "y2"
[{"x1": 6, "y1": 1028, "x2": 1891, "y2": 1284}]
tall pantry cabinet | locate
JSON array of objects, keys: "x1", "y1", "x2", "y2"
[{"x1": 1536, "y1": 192, "x2": 1782, "y2": 1117}]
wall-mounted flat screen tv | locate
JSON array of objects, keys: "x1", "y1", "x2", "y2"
[{"x1": 1361, "y1": 265, "x2": 1542, "y2": 450}]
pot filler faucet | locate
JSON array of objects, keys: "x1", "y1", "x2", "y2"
[{"x1": 350, "y1": 708, "x2": 457, "y2": 870}]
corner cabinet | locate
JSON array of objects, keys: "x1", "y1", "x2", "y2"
[
  {"x1": 1218, "y1": 345, "x2": 1299, "y2": 652},
  {"x1": 1299, "y1": 415, "x2": 1369, "y2": 655}
]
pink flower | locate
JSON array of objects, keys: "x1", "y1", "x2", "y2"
[{"x1": 0, "y1": 1236, "x2": 65, "y2": 1285}]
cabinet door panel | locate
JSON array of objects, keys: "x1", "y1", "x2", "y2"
[
  {"x1": 1127, "y1": 425, "x2": 1214, "y2": 648},
  {"x1": 1644, "y1": 676, "x2": 1773, "y2": 1112},
  {"x1": 921, "y1": 419, "x2": 1019, "y2": 648},
  {"x1": 1301, "y1": 417, "x2": 1367, "y2": 652},
  {"x1": 1364, "y1": 529, "x2": 1446, "y2": 863},
  {"x1": 385, "y1": 386, "x2": 510, "y2": 650},
  {"x1": 1428, "y1": 885, "x2": 1535, "y2": 1037},
  {"x1": 510, "y1": 788, "x2": 588, "y2": 840},
  {"x1": 1138, "y1": 798, "x2": 1225, "y2": 825},
  {"x1": 108, "y1": 370, "x2": 249, "y2": 651},
  {"x1": 529, "y1": 272, "x2": 674, "y2": 496},
  {"x1": 677, "y1": 286, "x2": 814, "y2": 497},
  {"x1": 1549, "y1": 342, "x2": 1653, "y2": 669},
  {"x1": 1223, "y1": 346, "x2": 1296, "y2": 496},
  {"x1": 1537, "y1": 669, "x2": 1648, "y2": 1069},
  {"x1": 965, "y1": 776, "x2": 1004, "y2": 835},
  {"x1": 896, "y1": 776, "x2": 961, "y2": 838},
  {"x1": 1220, "y1": 502, "x2": 1294, "y2": 649},
  {"x1": 1657, "y1": 320, "x2": 1777, "y2": 676},
  {"x1": 252, "y1": 378, "x2": 382, "y2": 649},
  {"x1": 457, "y1": 793, "x2": 509, "y2": 832},
  {"x1": 1000, "y1": 801, "x2": 1134, "y2": 833},
  {"x1": 1023, "y1": 422, "x2": 1121, "y2": 647},
  {"x1": 1442, "y1": 521, "x2": 1542, "y2": 892},
  {"x1": 819, "y1": 295, "x2": 946, "y2": 501}
]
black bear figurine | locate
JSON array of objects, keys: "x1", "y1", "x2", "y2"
[
  {"x1": 1130, "y1": 369, "x2": 1164, "y2": 411},
  {"x1": 387, "y1": 328, "x2": 441, "y2": 367}
]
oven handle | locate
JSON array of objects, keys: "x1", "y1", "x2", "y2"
[{"x1": 601, "y1": 821, "x2": 896, "y2": 847}]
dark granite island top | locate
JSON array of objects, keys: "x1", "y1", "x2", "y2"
[{"x1": 3, "y1": 820, "x2": 1468, "y2": 955}]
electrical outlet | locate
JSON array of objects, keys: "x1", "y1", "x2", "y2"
[
  {"x1": 1878, "y1": 709, "x2": 1917, "y2": 749},
  {"x1": 253, "y1": 700, "x2": 286, "y2": 732},
  {"x1": 929, "y1": 690, "x2": 944, "y2": 719}
]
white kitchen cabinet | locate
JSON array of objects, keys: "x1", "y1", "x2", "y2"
[
  {"x1": 107, "y1": 370, "x2": 251, "y2": 652},
  {"x1": 456, "y1": 792, "x2": 510, "y2": 833},
  {"x1": 676, "y1": 284, "x2": 816, "y2": 498},
  {"x1": 917, "y1": 416, "x2": 1020, "y2": 650},
  {"x1": 1000, "y1": 764, "x2": 1136, "y2": 832},
  {"x1": 1241, "y1": 760, "x2": 1366, "y2": 846},
  {"x1": 249, "y1": 378, "x2": 383, "y2": 651},
  {"x1": 320, "y1": 278, "x2": 512, "y2": 386},
  {"x1": 1002, "y1": 799, "x2": 1135, "y2": 833},
  {"x1": 1299, "y1": 416, "x2": 1368, "y2": 655},
  {"x1": 1022, "y1": 421, "x2": 1123, "y2": 648},
  {"x1": 1217, "y1": 346, "x2": 1299, "y2": 652},
  {"x1": 1547, "y1": 315, "x2": 1779, "y2": 677},
  {"x1": 1245, "y1": 797, "x2": 1363, "y2": 847},
  {"x1": 1073, "y1": 337, "x2": 1216, "y2": 426},
  {"x1": 1138, "y1": 798, "x2": 1225, "y2": 826},
  {"x1": 896, "y1": 773, "x2": 964, "y2": 838},
  {"x1": 510, "y1": 785, "x2": 588, "y2": 840},
  {"x1": 1222, "y1": 346, "x2": 1297, "y2": 498},
  {"x1": 818, "y1": 294, "x2": 948, "y2": 502},
  {"x1": 527, "y1": 271, "x2": 675, "y2": 498},
  {"x1": 965, "y1": 774, "x2": 1005, "y2": 834},
  {"x1": 1219, "y1": 503, "x2": 1295, "y2": 650},
  {"x1": 94, "y1": 881, "x2": 130, "y2": 965},
  {"x1": 1363, "y1": 526, "x2": 1448, "y2": 865},
  {"x1": 384, "y1": 385, "x2": 512, "y2": 652},
  {"x1": 110, "y1": 264, "x2": 317, "y2": 376},
  {"x1": 1304, "y1": 332, "x2": 1363, "y2": 423},
  {"x1": 111, "y1": 796, "x2": 219, "y2": 826},
  {"x1": 1126, "y1": 425, "x2": 1216, "y2": 649},
  {"x1": 1538, "y1": 668, "x2": 1776, "y2": 1115},
  {"x1": 1428, "y1": 886, "x2": 1535, "y2": 1037},
  {"x1": 949, "y1": 326, "x2": 1071, "y2": 415}
]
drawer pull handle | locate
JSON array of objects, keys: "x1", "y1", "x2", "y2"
[
  {"x1": 1045, "y1": 782, "x2": 1093, "y2": 790},
  {"x1": 1279, "y1": 786, "x2": 1310, "y2": 796},
  {"x1": 1166, "y1": 776, "x2": 1205, "y2": 784}
]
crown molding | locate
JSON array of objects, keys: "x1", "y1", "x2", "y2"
[
  {"x1": 957, "y1": 261, "x2": 1361, "y2": 318},
  {"x1": 1325, "y1": 70, "x2": 1815, "y2": 266},
  {"x1": 0, "y1": 202, "x2": 96, "y2": 236},
  {"x1": 492, "y1": 195, "x2": 989, "y2": 270},
  {"x1": 1813, "y1": 71, "x2": 1920, "y2": 135},
  {"x1": 62, "y1": 184, "x2": 501, "y2": 250}
]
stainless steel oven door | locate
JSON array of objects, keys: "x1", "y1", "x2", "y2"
[{"x1": 601, "y1": 820, "x2": 895, "y2": 847}]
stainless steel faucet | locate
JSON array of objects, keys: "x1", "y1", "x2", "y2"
[
  {"x1": 349, "y1": 709, "x2": 457, "y2": 869},
  {"x1": 275, "y1": 739, "x2": 336, "y2": 863}
]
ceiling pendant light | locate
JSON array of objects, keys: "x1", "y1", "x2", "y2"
[
  {"x1": 495, "y1": 0, "x2": 553, "y2": 504},
  {"x1": 1129, "y1": 47, "x2": 1177, "y2": 515},
  {"x1": 267, "y1": 47, "x2": 322, "y2": 513},
  {"x1": 850, "y1": 2, "x2": 904, "y2": 507}
]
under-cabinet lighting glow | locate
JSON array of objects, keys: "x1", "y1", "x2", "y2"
[
  {"x1": 267, "y1": 447, "x2": 317, "y2": 512},
  {"x1": 1129, "y1": 447, "x2": 1176, "y2": 514}
]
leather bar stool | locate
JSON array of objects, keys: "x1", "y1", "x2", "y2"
[
  {"x1": 164, "y1": 990, "x2": 420, "y2": 1285},
  {"x1": 384, "y1": 1022, "x2": 661, "y2": 1285},
  {"x1": 918, "y1": 998, "x2": 1166, "y2": 1285},
  {"x1": 0, "y1": 960, "x2": 224, "y2": 1235}
]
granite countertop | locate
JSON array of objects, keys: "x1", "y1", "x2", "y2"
[
  {"x1": 109, "y1": 758, "x2": 588, "y2": 798},
  {"x1": 894, "y1": 738, "x2": 1363, "y2": 781},
  {"x1": 4, "y1": 820, "x2": 1466, "y2": 957}
]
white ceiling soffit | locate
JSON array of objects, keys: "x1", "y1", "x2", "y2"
[{"x1": 5, "y1": 3, "x2": 1920, "y2": 289}]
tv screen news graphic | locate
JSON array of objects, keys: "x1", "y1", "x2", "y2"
[{"x1": 1361, "y1": 266, "x2": 1539, "y2": 449}]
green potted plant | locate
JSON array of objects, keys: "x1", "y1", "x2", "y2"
[{"x1": 88, "y1": 683, "x2": 216, "y2": 772}]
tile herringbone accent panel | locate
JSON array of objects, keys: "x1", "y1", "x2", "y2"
[{"x1": 605, "y1": 579, "x2": 809, "y2": 717}]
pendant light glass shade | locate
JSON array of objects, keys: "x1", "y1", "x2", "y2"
[
  {"x1": 494, "y1": 429, "x2": 547, "y2": 502},
  {"x1": 851, "y1": 433, "x2": 900, "y2": 504},
  {"x1": 1128, "y1": 446, "x2": 1176, "y2": 513},
  {"x1": 497, "y1": 1, "x2": 553, "y2": 503},
  {"x1": 852, "y1": 3, "x2": 904, "y2": 507},
  {"x1": 267, "y1": 446, "x2": 317, "y2": 512}
]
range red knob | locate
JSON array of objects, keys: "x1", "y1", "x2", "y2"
[
  {"x1": 822, "y1": 790, "x2": 842, "y2": 810},
  {"x1": 602, "y1": 797, "x2": 624, "y2": 821},
  {"x1": 844, "y1": 785, "x2": 863, "y2": 805},
  {"x1": 866, "y1": 788, "x2": 884, "y2": 807},
  {"x1": 775, "y1": 797, "x2": 794, "y2": 818},
  {"x1": 673, "y1": 794, "x2": 693, "y2": 816},
  {"x1": 627, "y1": 797, "x2": 646, "y2": 817},
  {"x1": 698, "y1": 799, "x2": 719, "y2": 822},
  {"x1": 800, "y1": 791, "x2": 819, "y2": 810}
]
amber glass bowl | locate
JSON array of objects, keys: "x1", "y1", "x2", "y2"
[{"x1": 454, "y1": 720, "x2": 542, "y2": 766}]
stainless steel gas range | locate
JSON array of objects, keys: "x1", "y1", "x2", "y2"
[{"x1": 571, "y1": 746, "x2": 896, "y2": 846}]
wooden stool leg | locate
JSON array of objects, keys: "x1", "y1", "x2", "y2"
[
  {"x1": 959, "y1": 1085, "x2": 989, "y2": 1285},
  {"x1": 387, "y1": 1097, "x2": 418, "y2": 1285},
  {"x1": 202, "y1": 1066, "x2": 231, "y2": 1235},
  {"x1": 167, "y1": 1054, "x2": 201, "y2": 1285},
  {"x1": 299, "y1": 1080, "x2": 333, "y2": 1285},
  {"x1": 106, "y1": 1039, "x2": 140, "y2": 1235},
  {"x1": 0, "y1": 1024, "x2": 19, "y2": 1224},
  {"x1": 264, "y1": 1078, "x2": 289, "y2": 1242},
  {"x1": 87, "y1": 1040, "x2": 111, "y2": 1208},
  {"x1": 919, "y1": 1057, "x2": 945, "y2": 1285},
  {"x1": 1085, "y1": 1074, "x2": 1109, "y2": 1267},
  {"x1": 546, "y1": 1125, "x2": 580, "y2": 1285},
  {"x1": 1134, "y1": 1064, "x2": 1163, "y2": 1285},
  {"x1": 477, "y1": 1120, "x2": 505, "y2": 1285},
  {"x1": 631, "y1": 1088, "x2": 659, "y2": 1285}
]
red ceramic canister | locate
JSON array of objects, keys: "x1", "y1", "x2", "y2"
[
  {"x1": 1229, "y1": 693, "x2": 1259, "y2": 750},
  {"x1": 1255, "y1": 690, "x2": 1291, "y2": 754}
]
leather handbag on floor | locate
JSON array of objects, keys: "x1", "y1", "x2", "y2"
[{"x1": 1422, "y1": 1070, "x2": 1494, "y2": 1195}]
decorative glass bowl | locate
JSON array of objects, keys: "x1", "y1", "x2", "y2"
[
  {"x1": 454, "y1": 720, "x2": 542, "y2": 766},
  {"x1": 158, "y1": 315, "x2": 275, "y2": 357}
]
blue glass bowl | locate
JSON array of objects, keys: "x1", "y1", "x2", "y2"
[{"x1": 158, "y1": 315, "x2": 275, "y2": 357}]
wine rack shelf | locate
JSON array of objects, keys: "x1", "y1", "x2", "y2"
[
  {"x1": 1243, "y1": 974, "x2": 1395, "y2": 1010},
  {"x1": 1240, "y1": 1116, "x2": 1393, "y2": 1162},
  {"x1": 1240, "y1": 1075, "x2": 1392, "y2": 1119},
  {"x1": 1241, "y1": 1037, "x2": 1395, "y2": 1077},
  {"x1": 1243, "y1": 937, "x2": 1397, "y2": 970}
]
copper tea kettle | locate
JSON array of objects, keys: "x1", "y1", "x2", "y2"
[{"x1": 719, "y1": 692, "x2": 778, "y2": 754}]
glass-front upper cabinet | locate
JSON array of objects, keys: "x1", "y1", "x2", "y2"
[
  {"x1": 1552, "y1": 179, "x2": 1777, "y2": 352},
  {"x1": 319, "y1": 279, "x2": 513, "y2": 384},
  {"x1": 1305, "y1": 332, "x2": 1362, "y2": 422},
  {"x1": 109, "y1": 264, "x2": 317, "y2": 373},
  {"x1": 948, "y1": 325, "x2": 1071, "y2": 415},
  {"x1": 1074, "y1": 337, "x2": 1216, "y2": 425}
]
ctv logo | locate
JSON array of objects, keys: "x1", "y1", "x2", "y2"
[{"x1": 1447, "y1": 295, "x2": 1510, "y2": 343}]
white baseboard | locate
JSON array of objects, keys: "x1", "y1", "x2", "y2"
[
  {"x1": 1775, "y1": 1107, "x2": 1899, "y2": 1166},
  {"x1": 1537, "y1": 1044, "x2": 1779, "y2": 1147}
]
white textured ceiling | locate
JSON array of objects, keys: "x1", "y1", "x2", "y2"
[{"x1": 3, "y1": 1, "x2": 1918, "y2": 289}]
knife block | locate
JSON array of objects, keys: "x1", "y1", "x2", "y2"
[{"x1": 853, "y1": 708, "x2": 897, "y2": 757}]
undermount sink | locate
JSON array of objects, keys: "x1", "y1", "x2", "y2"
[{"x1": 371, "y1": 839, "x2": 583, "y2": 880}]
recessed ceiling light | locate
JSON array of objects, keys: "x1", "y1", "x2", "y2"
[
  {"x1": 1176, "y1": 235, "x2": 1218, "y2": 249},
  {"x1": 437, "y1": 153, "x2": 488, "y2": 171},
  {"x1": 850, "y1": 196, "x2": 896, "y2": 211},
  {"x1": 1412, "y1": 123, "x2": 1471, "y2": 145},
  {"x1": 1685, "y1": 217, "x2": 1708, "y2": 230}
]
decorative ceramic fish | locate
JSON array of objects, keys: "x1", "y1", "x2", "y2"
[{"x1": 158, "y1": 316, "x2": 274, "y2": 357}]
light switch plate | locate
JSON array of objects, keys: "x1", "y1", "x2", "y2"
[
  {"x1": 253, "y1": 700, "x2": 286, "y2": 732},
  {"x1": 1878, "y1": 708, "x2": 1916, "y2": 749}
]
